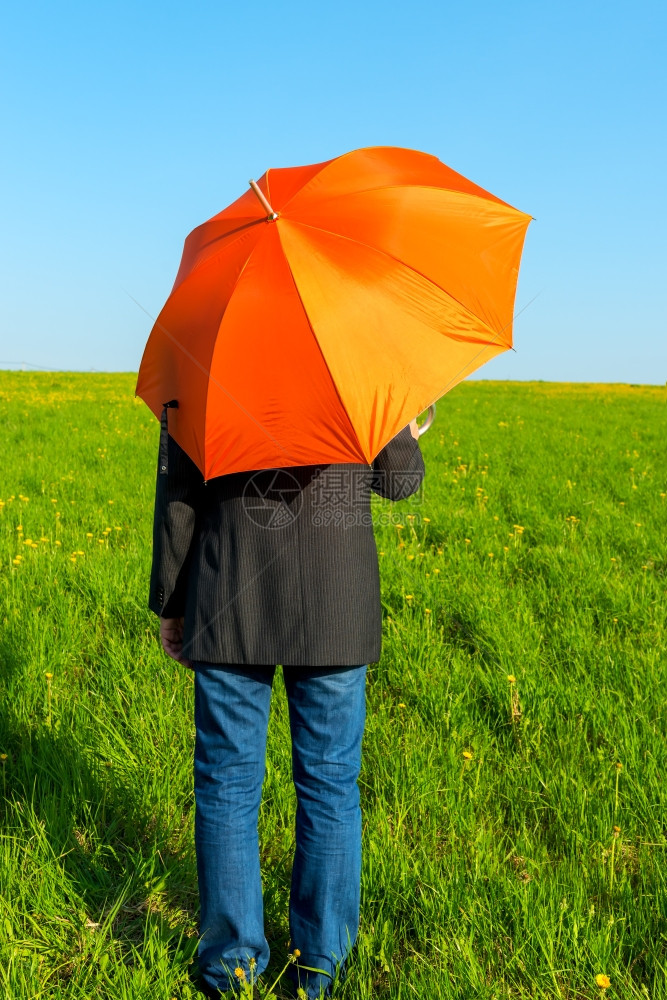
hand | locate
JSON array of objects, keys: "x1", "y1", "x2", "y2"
[
  {"x1": 409, "y1": 418, "x2": 419, "y2": 440},
  {"x1": 159, "y1": 616, "x2": 193, "y2": 670}
]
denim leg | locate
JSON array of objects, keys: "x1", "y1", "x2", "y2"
[
  {"x1": 192, "y1": 662, "x2": 275, "y2": 992},
  {"x1": 283, "y1": 665, "x2": 367, "y2": 998}
]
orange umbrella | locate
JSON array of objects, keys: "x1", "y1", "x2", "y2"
[{"x1": 136, "y1": 146, "x2": 531, "y2": 480}]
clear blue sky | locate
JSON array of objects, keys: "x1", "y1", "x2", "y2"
[{"x1": 1, "y1": 0, "x2": 665, "y2": 383}]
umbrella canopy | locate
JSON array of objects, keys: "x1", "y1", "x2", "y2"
[{"x1": 136, "y1": 146, "x2": 531, "y2": 480}]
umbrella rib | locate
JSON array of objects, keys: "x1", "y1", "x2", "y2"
[
  {"x1": 172, "y1": 218, "x2": 268, "y2": 294},
  {"x1": 201, "y1": 240, "x2": 305, "y2": 474},
  {"x1": 274, "y1": 227, "x2": 369, "y2": 464},
  {"x1": 270, "y1": 158, "x2": 335, "y2": 215},
  {"x1": 138, "y1": 248, "x2": 301, "y2": 477},
  {"x1": 159, "y1": 313, "x2": 297, "y2": 474},
  {"x1": 289, "y1": 181, "x2": 517, "y2": 211},
  {"x1": 285, "y1": 218, "x2": 515, "y2": 351}
]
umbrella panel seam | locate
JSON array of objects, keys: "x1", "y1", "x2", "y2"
[
  {"x1": 286, "y1": 182, "x2": 521, "y2": 213},
  {"x1": 284, "y1": 146, "x2": 517, "y2": 210},
  {"x1": 274, "y1": 225, "x2": 369, "y2": 466},
  {"x1": 203, "y1": 233, "x2": 304, "y2": 479},
  {"x1": 173, "y1": 218, "x2": 267, "y2": 295}
]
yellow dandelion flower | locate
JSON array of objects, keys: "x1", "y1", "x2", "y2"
[
  {"x1": 97, "y1": 539, "x2": 105, "y2": 544},
  {"x1": 55, "y1": 540, "x2": 61, "y2": 546},
  {"x1": 437, "y1": 547, "x2": 443, "y2": 554},
  {"x1": 407, "y1": 554, "x2": 414, "y2": 560},
  {"x1": 45, "y1": 672, "x2": 53, "y2": 680},
  {"x1": 379, "y1": 551, "x2": 385, "y2": 556},
  {"x1": 292, "y1": 948, "x2": 301, "y2": 958},
  {"x1": 433, "y1": 568, "x2": 440, "y2": 574},
  {"x1": 404, "y1": 594, "x2": 413, "y2": 600},
  {"x1": 40, "y1": 536, "x2": 48, "y2": 542},
  {"x1": 395, "y1": 524, "x2": 404, "y2": 530},
  {"x1": 24, "y1": 538, "x2": 33, "y2": 545},
  {"x1": 488, "y1": 552, "x2": 494, "y2": 558},
  {"x1": 114, "y1": 526, "x2": 122, "y2": 531},
  {"x1": 462, "y1": 750, "x2": 473, "y2": 760},
  {"x1": 86, "y1": 532, "x2": 93, "y2": 538},
  {"x1": 234, "y1": 967, "x2": 245, "y2": 980},
  {"x1": 51, "y1": 498, "x2": 57, "y2": 503},
  {"x1": 464, "y1": 538, "x2": 471, "y2": 544},
  {"x1": 424, "y1": 608, "x2": 431, "y2": 614},
  {"x1": 612, "y1": 825, "x2": 621, "y2": 836},
  {"x1": 0, "y1": 754, "x2": 7, "y2": 761},
  {"x1": 595, "y1": 974, "x2": 610, "y2": 989},
  {"x1": 12, "y1": 558, "x2": 21, "y2": 566},
  {"x1": 615, "y1": 762, "x2": 622, "y2": 769},
  {"x1": 507, "y1": 675, "x2": 516, "y2": 683},
  {"x1": 108, "y1": 499, "x2": 114, "y2": 504},
  {"x1": 423, "y1": 516, "x2": 431, "y2": 522},
  {"x1": 16, "y1": 525, "x2": 23, "y2": 531},
  {"x1": 503, "y1": 546, "x2": 509, "y2": 551},
  {"x1": 406, "y1": 514, "x2": 415, "y2": 521}
]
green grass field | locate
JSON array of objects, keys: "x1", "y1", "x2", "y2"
[{"x1": 1, "y1": 372, "x2": 665, "y2": 999}]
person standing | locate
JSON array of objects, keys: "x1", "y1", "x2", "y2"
[{"x1": 150, "y1": 418, "x2": 425, "y2": 998}]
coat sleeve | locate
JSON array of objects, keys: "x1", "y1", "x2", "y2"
[
  {"x1": 148, "y1": 432, "x2": 203, "y2": 618},
  {"x1": 370, "y1": 425, "x2": 425, "y2": 501}
]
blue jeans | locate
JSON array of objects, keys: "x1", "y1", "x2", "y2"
[{"x1": 192, "y1": 662, "x2": 367, "y2": 998}]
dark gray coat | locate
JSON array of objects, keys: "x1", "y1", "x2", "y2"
[{"x1": 149, "y1": 426, "x2": 425, "y2": 666}]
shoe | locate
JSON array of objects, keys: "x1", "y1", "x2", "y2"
[
  {"x1": 195, "y1": 982, "x2": 260, "y2": 999},
  {"x1": 187, "y1": 963, "x2": 230, "y2": 998},
  {"x1": 195, "y1": 984, "x2": 243, "y2": 999}
]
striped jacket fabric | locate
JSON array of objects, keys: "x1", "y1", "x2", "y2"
[{"x1": 149, "y1": 426, "x2": 425, "y2": 666}]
